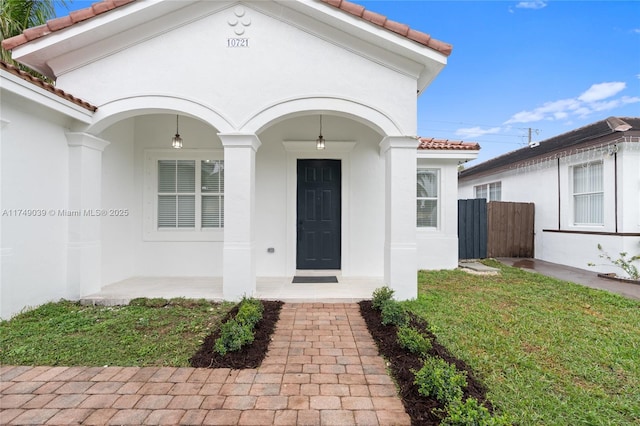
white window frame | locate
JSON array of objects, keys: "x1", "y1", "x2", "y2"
[
  {"x1": 417, "y1": 168, "x2": 440, "y2": 229},
  {"x1": 143, "y1": 149, "x2": 224, "y2": 241},
  {"x1": 474, "y1": 181, "x2": 501, "y2": 202},
  {"x1": 572, "y1": 160, "x2": 604, "y2": 226}
]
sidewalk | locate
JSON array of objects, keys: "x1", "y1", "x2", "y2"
[
  {"x1": 0, "y1": 303, "x2": 411, "y2": 426},
  {"x1": 498, "y1": 258, "x2": 640, "y2": 300}
]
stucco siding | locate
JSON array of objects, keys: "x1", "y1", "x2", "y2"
[
  {"x1": 56, "y1": 4, "x2": 417, "y2": 136},
  {"x1": 1, "y1": 99, "x2": 70, "y2": 318}
]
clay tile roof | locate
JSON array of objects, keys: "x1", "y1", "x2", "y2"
[
  {"x1": 320, "y1": 0, "x2": 452, "y2": 56},
  {"x1": 2, "y1": 0, "x2": 452, "y2": 57},
  {"x1": 0, "y1": 61, "x2": 97, "y2": 111},
  {"x1": 458, "y1": 117, "x2": 640, "y2": 179},
  {"x1": 1, "y1": 0, "x2": 136, "y2": 51},
  {"x1": 418, "y1": 138, "x2": 480, "y2": 151}
]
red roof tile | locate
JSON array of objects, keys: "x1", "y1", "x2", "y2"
[
  {"x1": 320, "y1": 0, "x2": 452, "y2": 56},
  {"x1": 417, "y1": 138, "x2": 480, "y2": 151},
  {"x1": 2, "y1": 0, "x2": 452, "y2": 57},
  {"x1": 1, "y1": 0, "x2": 136, "y2": 51},
  {"x1": 0, "y1": 61, "x2": 97, "y2": 111}
]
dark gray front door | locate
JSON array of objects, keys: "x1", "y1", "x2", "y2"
[{"x1": 296, "y1": 159, "x2": 341, "y2": 270}]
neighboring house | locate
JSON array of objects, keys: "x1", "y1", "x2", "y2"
[
  {"x1": 0, "y1": 0, "x2": 479, "y2": 319},
  {"x1": 459, "y1": 117, "x2": 640, "y2": 275}
]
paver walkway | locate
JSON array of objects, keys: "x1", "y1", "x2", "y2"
[{"x1": 1, "y1": 303, "x2": 411, "y2": 425}]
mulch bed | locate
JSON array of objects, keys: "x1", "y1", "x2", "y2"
[
  {"x1": 358, "y1": 300, "x2": 491, "y2": 426},
  {"x1": 189, "y1": 298, "x2": 491, "y2": 425},
  {"x1": 189, "y1": 300, "x2": 283, "y2": 369}
]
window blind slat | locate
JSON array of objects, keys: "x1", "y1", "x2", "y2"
[
  {"x1": 158, "y1": 161, "x2": 176, "y2": 192},
  {"x1": 573, "y1": 161, "x2": 603, "y2": 225},
  {"x1": 417, "y1": 168, "x2": 438, "y2": 228},
  {"x1": 202, "y1": 195, "x2": 223, "y2": 228},
  {"x1": 201, "y1": 160, "x2": 223, "y2": 193},
  {"x1": 177, "y1": 195, "x2": 195, "y2": 228},
  {"x1": 177, "y1": 160, "x2": 195, "y2": 193},
  {"x1": 157, "y1": 159, "x2": 224, "y2": 230},
  {"x1": 158, "y1": 195, "x2": 176, "y2": 228}
]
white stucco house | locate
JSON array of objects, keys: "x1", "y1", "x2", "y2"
[
  {"x1": 1, "y1": 0, "x2": 479, "y2": 319},
  {"x1": 459, "y1": 117, "x2": 640, "y2": 276}
]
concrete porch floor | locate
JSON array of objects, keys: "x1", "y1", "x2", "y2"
[{"x1": 81, "y1": 276, "x2": 384, "y2": 306}]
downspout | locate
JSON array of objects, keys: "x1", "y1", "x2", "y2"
[
  {"x1": 557, "y1": 157, "x2": 561, "y2": 230},
  {"x1": 614, "y1": 148, "x2": 618, "y2": 233}
]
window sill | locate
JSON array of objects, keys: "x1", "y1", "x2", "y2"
[{"x1": 143, "y1": 229, "x2": 224, "y2": 242}]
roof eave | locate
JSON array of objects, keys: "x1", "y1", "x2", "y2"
[
  {"x1": 418, "y1": 149, "x2": 480, "y2": 161},
  {"x1": 287, "y1": 0, "x2": 450, "y2": 93},
  {"x1": 1, "y1": 69, "x2": 94, "y2": 123},
  {"x1": 8, "y1": 0, "x2": 184, "y2": 80}
]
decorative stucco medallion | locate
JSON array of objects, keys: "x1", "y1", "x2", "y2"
[{"x1": 227, "y1": 6, "x2": 251, "y2": 36}]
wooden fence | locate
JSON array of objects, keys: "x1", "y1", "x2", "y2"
[
  {"x1": 458, "y1": 200, "x2": 535, "y2": 259},
  {"x1": 487, "y1": 201, "x2": 535, "y2": 258}
]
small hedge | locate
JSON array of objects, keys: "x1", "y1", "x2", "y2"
[
  {"x1": 380, "y1": 299, "x2": 408, "y2": 326},
  {"x1": 397, "y1": 325, "x2": 432, "y2": 356},
  {"x1": 372, "y1": 285, "x2": 395, "y2": 310},
  {"x1": 214, "y1": 297, "x2": 264, "y2": 356},
  {"x1": 370, "y1": 286, "x2": 511, "y2": 425},
  {"x1": 442, "y1": 397, "x2": 511, "y2": 426}
]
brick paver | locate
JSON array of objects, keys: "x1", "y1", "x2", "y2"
[{"x1": 0, "y1": 303, "x2": 411, "y2": 425}]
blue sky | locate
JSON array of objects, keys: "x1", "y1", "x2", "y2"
[{"x1": 56, "y1": 1, "x2": 640, "y2": 165}]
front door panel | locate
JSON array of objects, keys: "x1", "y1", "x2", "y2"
[{"x1": 296, "y1": 159, "x2": 341, "y2": 269}]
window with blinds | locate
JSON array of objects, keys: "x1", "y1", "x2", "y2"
[
  {"x1": 417, "y1": 168, "x2": 439, "y2": 228},
  {"x1": 474, "y1": 181, "x2": 501, "y2": 201},
  {"x1": 573, "y1": 161, "x2": 603, "y2": 225},
  {"x1": 201, "y1": 160, "x2": 224, "y2": 228},
  {"x1": 157, "y1": 159, "x2": 224, "y2": 229}
]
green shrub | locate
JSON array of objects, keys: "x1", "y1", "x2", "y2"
[
  {"x1": 213, "y1": 298, "x2": 264, "y2": 356},
  {"x1": 441, "y1": 397, "x2": 512, "y2": 426},
  {"x1": 380, "y1": 299, "x2": 408, "y2": 326},
  {"x1": 213, "y1": 319, "x2": 254, "y2": 356},
  {"x1": 236, "y1": 298, "x2": 264, "y2": 327},
  {"x1": 414, "y1": 356, "x2": 467, "y2": 404},
  {"x1": 397, "y1": 325, "x2": 432, "y2": 356},
  {"x1": 372, "y1": 286, "x2": 395, "y2": 310}
]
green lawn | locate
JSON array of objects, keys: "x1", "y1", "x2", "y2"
[
  {"x1": 406, "y1": 260, "x2": 640, "y2": 425},
  {"x1": 0, "y1": 298, "x2": 234, "y2": 367},
  {"x1": 2, "y1": 265, "x2": 639, "y2": 424}
]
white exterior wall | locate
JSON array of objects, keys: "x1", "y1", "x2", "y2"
[
  {"x1": 1, "y1": 93, "x2": 71, "y2": 318},
  {"x1": 417, "y1": 158, "x2": 462, "y2": 270},
  {"x1": 2, "y1": 0, "x2": 458, "y2": 315},
  {"x1": 59, "y1": 3, "x2": 420, "y2": 286},
  {"x1": 100, "y1": 119, "x2": 135, "y2": 284},
  {"x1": 56, "y1": 3, "x2": 417, "y2": 136},
  {"x1": 255, "y1": 115, "x2": 385, "y2": 278},
  {"x1": 459, "y1": 142, "x2": 640, "y2": 276}
]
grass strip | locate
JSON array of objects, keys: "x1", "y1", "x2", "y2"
[
  {"x1": 406, "y1": 260, "x2": 640, "y2": 425},
  {"x1": 0, "y1": 297, "x2": 234, "y2": 367}
]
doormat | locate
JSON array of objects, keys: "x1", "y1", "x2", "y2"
[{"x1": 292, "y1": 276, "x2": 338, "y2": 283}]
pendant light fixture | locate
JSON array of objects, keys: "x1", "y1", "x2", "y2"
[
  {"x1": 316, "y1": 115, "x2": 325, "y2": 150},
  {"x1": 172, "y1": 115, "x2": 183, "y2": 149}
]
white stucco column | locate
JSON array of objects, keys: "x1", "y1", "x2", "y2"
[
  {"x1": 66, "y1": 132, "x2": 110, "y2": 298},
  {"x1": 219, "y1": 133, "x2": 261, "y2": 300},
  {"x1": 380, "y1": 136, "x2": 418, "y2": 300}
]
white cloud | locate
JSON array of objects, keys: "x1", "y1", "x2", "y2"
[
  {"x1": 504, "y1": 81, "x2": 639, "y2": 125},
  {"x1": 515, "y1": 1, "x2": 547, "y2": 10},
  {"x1": 455, "y1": 126, "x2": 501, "y2": 139},
  {"x1": 578, "y1": 82, "x2": 626, "y2": 102}
]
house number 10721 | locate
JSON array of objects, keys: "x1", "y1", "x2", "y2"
[{"x1": 227, "y1": 38, "x2": 249, "y2": 48}]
